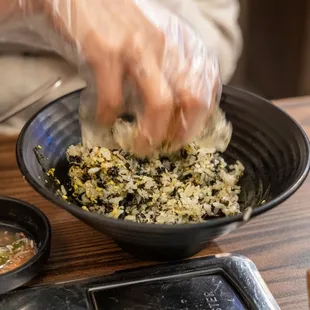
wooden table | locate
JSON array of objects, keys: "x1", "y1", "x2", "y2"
[{"x1": 1, "y1": 97, "x2": 310, "y2": 309}]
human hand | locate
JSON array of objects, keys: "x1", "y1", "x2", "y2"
[{"x1": 35, "y1": 0, "x2": 221, "y2": 156}]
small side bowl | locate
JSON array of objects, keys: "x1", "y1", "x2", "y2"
[{"x1": 0, "y1": 197, "x2": 51, "y2": 294}]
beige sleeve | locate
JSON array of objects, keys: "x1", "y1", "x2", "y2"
[{"x1": 156, "y1": 0, "x2": 242, "y2": 83}]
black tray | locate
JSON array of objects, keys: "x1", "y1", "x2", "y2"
[{"x1": 0, "y1": 254, "x2": 280, "y2": 310}]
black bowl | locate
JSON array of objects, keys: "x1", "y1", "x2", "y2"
[
  {"x1": 16, "y1": 87, "x2": 310, "y2": 260},
  {"x1": 0, "y1": 197, "x2": 51, "y2": 294}
]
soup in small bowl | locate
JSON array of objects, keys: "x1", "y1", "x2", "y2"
[
  {"x1": 0, "y1": 228, "x2": 37, "y2": 275},
  {"x1": 0, "y1": 197, "x2": 51, "y2": 294}
]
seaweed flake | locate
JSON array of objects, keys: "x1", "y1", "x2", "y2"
[
  {"x1": 159, "y1": 156, "x2": 169, "y2": 163},
  {"x1": 97, "y1": 179, "x2": 106, "y2": 188},
  {"x1": 81, "y1": 173, "x2": 92, "y2": 182},
  {"x1": 201, "y1": 213, "x2": 218, "y2": 220},
  {"x1": 170, "y1": 163, "x2": 176, "y2": 171},
  {"x1": 104, "y1": 204, "x2": 113, "y2": 214},
  {"x1": 107, "y1": 167, "x2": 119, "y2": 177},
  {"x1": 156, "y1": 167, "x2": 165, "y2": 174},
  {"x1": 180, "y1": 149, "x2": 188, "y2": 159},
  {"x1": 137, "y1": 158, "x2": 149, "y2": 165},
  {"x1": 119, "y1": 193, "x2": 134, "y2": 207},
  {"x1": 153, "y1": 175, "x2": 162, "y2": 184},
  {"x1": 211, "y1": 189, "x2": 219, "y2": 196},
  {"x1": 170, "y1": 188, "x2": 177, "y2": 197},
  {"x1": 118, "y1": 212, "x2": 127, "y2": 220},
  {"x1": 68, "y1": 155, "x2": 81, "y2": 164},
  {"x1": 125, "y1": 163, "x2": 131, "y2": 169}
]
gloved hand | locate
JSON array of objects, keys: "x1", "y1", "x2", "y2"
[{"x1": 6, "y1": 0, "x2": 222, "y2": 156}]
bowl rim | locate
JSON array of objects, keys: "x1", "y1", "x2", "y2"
[
  {"x1": 16, "y1": 86, "x2": 310, "y2": 232},
  {"x1": 0, "y1": 196, "x2": 51, "y2": 283}
]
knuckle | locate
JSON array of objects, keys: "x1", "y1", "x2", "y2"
[
  {"x1": 105, "y1": 38, "x2": 123, "y2": 54},
  {"x1": 98, "y1": 94, "x2": 120, "y2": 110},
  {"x1": 181, "y1": 94, "x2": 200, "y2": 111},
  {"x1": 156, "y1": 30, "x2": 166, "y2": 46},
  {"x1": 107, "y1": 44, "x2": 122, "y2": 55}
]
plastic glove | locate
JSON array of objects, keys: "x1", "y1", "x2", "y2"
[{"x1": 3, "y1": 0, "x2": 224, "y2": 156}]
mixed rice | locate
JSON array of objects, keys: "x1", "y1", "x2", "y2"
[{"x1": 64, "y1": 143, "x2": 244, "y2": 224}]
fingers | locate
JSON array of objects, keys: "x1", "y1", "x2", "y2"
[
  {"x1": 125, "y1": 50, "x2": 173, "y2": 156},
  {"x1": 164, "y1": 44, "x2": 219, "y2": 152},
  {"x1": 91, "y1": 54, "x2": 124, "y2": 126},
  {"x1": 166, "y1": 92, "x2": 206, "y2": 153},
  {"x1": 168, "y1": 80, "x2": 218, "y2": 152},
  {"x1": 178, "y1": 90, "x2": 208, "y2": 141},
  {"x1": 124, "y1": 50, "x2": 218, "y2": 156}
]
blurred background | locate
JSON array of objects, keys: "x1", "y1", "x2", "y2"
[{"x1": 230, "y1": 0, "x2": 310, "y2": 100}]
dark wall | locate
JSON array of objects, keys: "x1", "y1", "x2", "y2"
[{"x1": 230, "y1": 0, "x2": 309, "y2": 100}]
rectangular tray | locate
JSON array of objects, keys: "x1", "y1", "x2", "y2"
[{"x1": 0, "y1": 254, "x2": 280, "y2": 310}]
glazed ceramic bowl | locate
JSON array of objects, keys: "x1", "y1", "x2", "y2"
[{"x1": 16, "y1": 86, "x2": 310, "y2": 260}]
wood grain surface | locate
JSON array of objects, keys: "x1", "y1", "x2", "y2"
[{"x1": 0, "y1": 97, "x2": 310, "y2": 309}]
